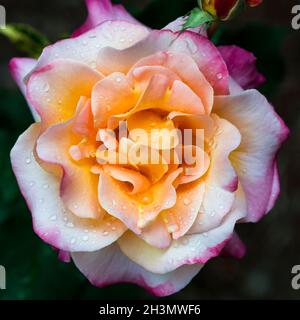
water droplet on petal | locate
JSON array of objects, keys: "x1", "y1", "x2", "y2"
[
  {"x1": 42, "y1": 82, "x2": 49, "y2": 93},
  {"x1": 182, "y1": 238, "x2": 189, "y2": 245},
  {"x1": 70, "y1": 238, "x2": 76, "y2": 244},
  {"x1": 50, "y1": 215, "x2": 57, "y2": 221},
  {"x1": 82, "y1": 235, "x2": 89, "y2": 241},
  {"x1": 43, "y1": 183, "x2": 49, "y2": 189},
  {"x1": 25, "y1": 157, "x2": 31, "y2": 164},
  {"x1": 183, "y1": 198, "x2": 190, "y2": 206},
  {"x1": 66, "y1": 222, "x2": 74, "y2": 228},
  {"x1": 216, "y1": 73, "x2": 223, "y2": 80}
]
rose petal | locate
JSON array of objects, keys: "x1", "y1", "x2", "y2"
[
  {"x1": 214, "y1": 89, "x2": 289, "y2": 222},
  {"x1": 10, "y1": 124, "x2": 126, "y2": 252},
  {"x1": 9, "y1": 58, "x2": 40, "y2": 121},
  {"x1": 92, "y1": 72, "x2": 138, "y2": 128},
  {"x1": 72, "y1": 0, "x2": 143, "y2": 37},
  {"x1": 36, "y1": 101, "x2": 102, "y2": 219},
  {"x1": 31, "y1": 21, "x2": 149, "y2": 73},
  {"x1": 72, "y1": 243, "x2": 202, "y2": 297},
  {"x1": 189, "y1": 115, "x2": 241, "y2": 234},
  {"x1": 118, "y1": 186, "x2": 247, "y2": 274},
  {"x1": 128, "y1": 52, "x2": 211, "y2": 114},
  {"x1": 219, "y1": 45, "x2": 265, "y2": 89},
  {"x1": 98, "y1": 169, "x2": 182, "y2": 234},
  {"x1": 93, "y1": 29, "x2": 229, "y2": 95},
  {"x1": 27, "y1": 59, "x2": 103, "y2": 127},
  {"x1": 103, "y1": 164, "x2": 151, "y2": 195},
  {"x1": 221, "y1": 232, "x2": 246, "y2": 259}
]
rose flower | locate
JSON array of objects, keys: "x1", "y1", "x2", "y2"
[{"x1": 10, "y1": 0, "x2": 287, "y2": 296}]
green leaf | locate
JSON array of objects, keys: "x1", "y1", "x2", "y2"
[
  {"x1": 182, "y1": 7, "x2": 215, "y2": 30},
  {"x1": 0, "y1": 23, "x2": 50, "y2": 58}
]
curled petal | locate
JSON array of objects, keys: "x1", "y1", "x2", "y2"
[
  {"x1": 72, "y1": 243, "x2": 203, "y2": 297},
  {"x1": 118, "y1": 186, "x2": 247, "y2": 274},
  {"x1": 93, "y1": 29, "x2": 229, "y2": 95},
  {"x1": 98, "y1": 169, "x2": 182, "y2": 234},
  {"x1": 10, "y1": 124, "x2": 126, "y2": 252},
  {"x1": 214, "y1": 89, "x2": 289, "y2": 222},
  {"x1": 36, "y1": 101, "x2": 102, "y2": 219}
]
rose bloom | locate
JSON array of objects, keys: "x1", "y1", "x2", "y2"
[{"x1": 10, "y1": 0, "x2": 288, "y2": 296}]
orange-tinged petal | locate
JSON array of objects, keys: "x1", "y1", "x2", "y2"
[
  {"x1": 98, "y1": 168, "x2": 182, "y2": 234},
  {"x1": 27, "y1": 59, "x2": 103, "y2": 128},
  {"x1": 91, "y1": 72, "x2": 138, "y2": 128},
  {"x1": 36, "y1": 101, "x2": 103, "y2": 219},
  {"x1": 103, "y1": 164, "x2": 151, "y2": 194}
]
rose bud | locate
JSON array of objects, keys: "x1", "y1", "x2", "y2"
[{"x1": 200, "y1": 0, "x2": 262, "y2": 21}]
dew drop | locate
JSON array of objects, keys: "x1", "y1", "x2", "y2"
[
  {"x1": 102, "y1": 231, "x2": 109, "y2": 236},
  {"x1": 203, "y1": 232, "x2": 208, "y2": 237},
  {"x1": 116, "y1": 77, "x2": 122, "y2": 83},
  {"x1": 50, "y1": 215, "x2": 57, "y2": 221},
  {"x1": 182, "y1": 238, "x2": 189, "y2": 245},
  {"x1": 183, "y1": 198, "x2": 191, "y2": 206},
  {"x1": 25, "y1": 157, "x2": 31, "y2": 164},
  {"x1": 119, "y1": 38, "x2": 125, "y2": 43},
  {"x1": 43, "y1": 183, "x2": 49, "y2": 189},
  {"x1": 216, "y1": 73, "x2": 223, "y2": 80},
  {"x1": 39, "y1": 198, "x2": 44, "y2": 204},
  {"x1": 66, "y1": 222, "x2": 74, "y2": 228},
  {"x1": 42, "y1": 82, "x2": 50, "y2": 93},
  {"x1": 88, "y1": 34, "x2": 97, "y2": 39},
  {"x1": 70, "y1": 238, "x2": 76, "y2": 244},
  {"x1": 82, "y1": 235, "x2": 89, "y2": 241},
  {"x1": 29, "y1": 181, "x2": 35, "y2": 187}
]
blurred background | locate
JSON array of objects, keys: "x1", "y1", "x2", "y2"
[{"x1": 0, "y1": 0, "x2": 299, "y2": 299}]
